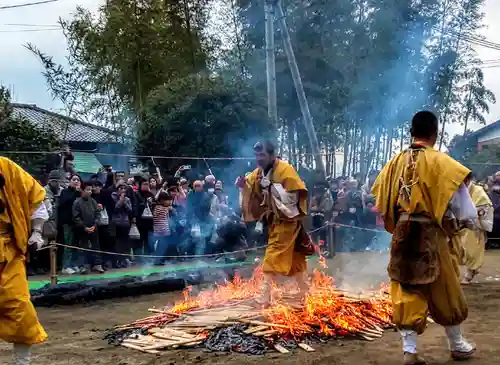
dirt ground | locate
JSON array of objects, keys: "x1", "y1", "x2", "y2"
[{"x1": 1, "y1": 251, "x2": 500, "y2": 365}]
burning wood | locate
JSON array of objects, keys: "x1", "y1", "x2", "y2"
[{"x1": 105, "y1": 267, "x2": 394, "y2": 355}]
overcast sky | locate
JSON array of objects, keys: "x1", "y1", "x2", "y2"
[{"x1": 1, "y1": 0, "x2": 499, "y2": 138}]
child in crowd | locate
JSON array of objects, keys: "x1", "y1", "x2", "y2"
[
  {"x1": 152, "y1": 192, "x2": 176, "y2": 265},
  {"x1": 72, "y1": 181, "x2": 104, "y2": 274},
  {"x1": 111, "y1": 182, "x2": 134, "y2": 267}
]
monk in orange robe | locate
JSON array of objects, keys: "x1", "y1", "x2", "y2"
[
  {"x1": 0, "y1": 157, "x2": 49, "y2": 365},
  {"x1": 237, "y1": 141, "x2": 309, "y2": 305},
  {"x1": 372, "y1": 111, "x2": 476, "y2": 365}
]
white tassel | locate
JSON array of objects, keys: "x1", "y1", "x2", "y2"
[
  {"x1": 399, "y1": 329, "x2": 418, "y2": 354},
  {"x1": 12, "y1": 344, "x2": 31, "y2": 365}
]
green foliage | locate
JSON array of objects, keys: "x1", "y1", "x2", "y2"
[
  {"x1": 26, "y1": 0, "x2": 496, "y2": 179},
  {"x1": 137, "y1": 74, "x2": 271, "y2": 172},
  {"x1": 0, "y1": 86, "x2": 59, "y2": 173}
]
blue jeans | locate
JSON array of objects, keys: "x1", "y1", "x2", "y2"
[{"x1": 151, "y1": 234, "x2": 175, "y2": 265}]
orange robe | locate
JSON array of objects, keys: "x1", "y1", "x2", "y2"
[
  {"x1": 0, "y1": 157, "x2": 48, "y2": 344},
  {"x1": 372, "y1": 146, "x2": 470, "y2": 334},
  {"x1": 241, "y1": 159, "x2": 307, "y2": 277}
]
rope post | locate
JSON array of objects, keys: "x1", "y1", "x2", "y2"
[
  {"x1": 49, "y1": 243, "x2": 58, "y2": 286},
  {"x1": 327, "y1": 224, "x2": 336, "y2": 258}
]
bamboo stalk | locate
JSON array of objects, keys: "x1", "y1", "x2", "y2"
[
  {"x1": 253, "y1": 329, "x2": 278, "y2": 337},
  {"x1": 143, "y1": 336, "x2": 206, "y2": 350},
  {"x1": 239, "y1": 319, "x2": 289, "y2": 330},
  {"x1": 172, "y1": 340, "x2": 203, "y2": 348},
  {"x1": 152, "y1": 333, "x2": 195, "y2": 342},
  {"x1": 155, "y1": 328, "x2": 196, "y2": 338},
  {"x1": 273, "y1": 344, "x2": 290, "y2": 354},
  {"x1": 244, "y1": 325, "x2": 268, "y2": 334},
  {"x1": 121, "y1": 343, "x2": 160, "y2": 354},
  {"x1": 298, "y1": 343, "x2": 315, "y2": 352},
  {"x1": 358, "y1": 334, "x2": 375, "y2": 341}
]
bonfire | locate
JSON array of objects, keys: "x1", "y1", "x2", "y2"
[{"x1": 105, "y1": 264, "x2": 394, "y2": 355}]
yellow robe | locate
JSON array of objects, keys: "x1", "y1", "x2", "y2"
[
  {"x1": 372, "y1": 146, "x2": 470, "y2": 334},
  {"x1": 459, "y1": 183, "x2": 492, "y2": 272},
  {"x1": 0, "y1": 157, "x2": 48, "y2": 344},
  {"x1": 242, "y1": 159, "x2": 307, "y2": 277}
]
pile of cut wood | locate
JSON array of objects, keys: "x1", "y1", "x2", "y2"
[{"x1": 107, "y1": 296, "x2": 393, "y2": 355}]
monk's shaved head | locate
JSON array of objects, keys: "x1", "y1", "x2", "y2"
[
  {"x1": 411, "y1": 111, "x2": 439, "y2": 141},
  {"x1": 254, "y1": 140, "x2": 276, "y2": 170}
]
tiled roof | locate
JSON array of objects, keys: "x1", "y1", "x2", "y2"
[
  {"x1": 11, "y1": 103, "x2": 122, "y2": 143},
  {"x1": 465, "y1": 119, "x2": 500, "y2": 140}
]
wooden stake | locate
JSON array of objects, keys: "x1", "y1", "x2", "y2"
[{"x1": 49, "y1": 243, "x2": 58, "y2": 286}]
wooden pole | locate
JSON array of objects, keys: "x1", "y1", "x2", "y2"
[
  {"x1": 264, "y1": 0, "x2": 278, "y2": 129},
  {"x1": 327, "y1": 224, "x2": 336, "y2": 258},
  {"x1": 49, "y1": 244, "x2": 58, "y2": 286},
  {"x1": 275, "y1": 1, "x2": 325, "y2": 176}
]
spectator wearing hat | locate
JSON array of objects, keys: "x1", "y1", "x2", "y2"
[
  {"x1": 72, "y1": 181, "x2": 104, "y2": 274},
  {"x1": 43, "y1": 170, "x2": 63, "y2": 241}
]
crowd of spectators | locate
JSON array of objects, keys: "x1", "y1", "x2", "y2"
[
  {"x1": 309, "y1": 170, "x2": 385, "y2": 252},
  {"x1": 27, "y1": 148, "x2": 388, "y2": 276},
  {"x1": 29, "y1": 152, "x2": 251, "y2": 276}
]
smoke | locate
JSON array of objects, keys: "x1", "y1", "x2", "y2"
[
  {"x1": 324, "y1": 229, "x2": 391, "y2": 290},
  {"x1": 330, "y1": 250, "x2": 390, "y2": 291}
]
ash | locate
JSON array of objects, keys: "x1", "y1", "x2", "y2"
[
  {"x1": 204, "y1": 325, "x2": 269, "y2": 355},
  {"x1": 104, "y1": 328, "x2": 148, "y2": 346}
]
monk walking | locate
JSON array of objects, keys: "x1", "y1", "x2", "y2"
[
  {"x1": 459, "y1": 180, "x2": 493, "y2": 284},
  {"x1": 372, "y1": 111, "x2": 476, "y2": 364},
  {"x1": 237, "y1": 141, "x2": 310, "y2": 306},
  {"x1": 0, "y1": 157, "x2": 49, "y2": 365}
]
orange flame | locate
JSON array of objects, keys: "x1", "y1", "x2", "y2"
[{"x1": 166, "y1": 267, "x2": 392, "y2": 339}]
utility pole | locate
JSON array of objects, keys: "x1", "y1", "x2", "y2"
[
  {"x1": 275, "y1": 1, "x2": 325, "y2": 175},
  {"x1": 264, "y1": 0, "x2": 278, "y2": 128}
]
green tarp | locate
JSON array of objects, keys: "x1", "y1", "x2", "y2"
[{"x1": 72, "y1": 151, "x2": 102, "y2": 174}]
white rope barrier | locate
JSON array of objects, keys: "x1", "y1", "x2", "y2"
[{"x1": 38, "y1": 222, "x2": 385, "y2": 259}]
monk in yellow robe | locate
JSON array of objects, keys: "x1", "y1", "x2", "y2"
[
  {"x1": 0, "y1": 157, "x2": 49, "y2": 365},
  {"x1": 459, "y1": 182, "x2": 493, "y2": 284},
  {"x1": 372, "y1": 111, "x2": 476, "y2": 365},
  {"x1": 237, "y1": 141, "x2": 309, "y2": 305}
]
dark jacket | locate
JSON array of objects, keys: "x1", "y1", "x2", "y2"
[
  {"x1": 73, "y1": 196, "x2": 99, "y2": 229},
  {"x1": 58, "y1": 187, "x2": 81, "y2": 226},
  {"x1": 111, "y1": 192, "x2": 133, "y2": 226},
  {"x1": 187, "y1": 191, "x2": 211, "y2": 222},
  {"x1": 92, "y1": 187, "x2": 114, "y2": 218},
  {"x1": 135, "y1": 190, "x2": 154, "y2": 231}
]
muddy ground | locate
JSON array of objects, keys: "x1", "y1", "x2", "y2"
[{"x1": 1, "y1": 251, "x2": 500, "y2": 365}]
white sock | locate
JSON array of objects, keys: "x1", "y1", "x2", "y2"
[
  {"x1": 12, "y1": 344, "x2": 31, "y2": 365},
  {"x1": 444, "y1": 325, "x2": 474, "y2": 352},
  {"x1": 399, "y1": 329, "x2": 417, "y2": 354}
]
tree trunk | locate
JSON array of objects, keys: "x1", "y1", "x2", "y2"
[
  {"x1": 463, "y1": 88, "x2": 472, "y2": 135},
  {"x1": 342, "y1": 124, "x2": 350, "y2": 176},
  {"x1": 333, "y1": 150, "x2": 337, "y2": 178}
]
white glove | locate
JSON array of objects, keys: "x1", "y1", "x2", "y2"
[
  {"x1": 255, "y1": 221, "x2": 264, "y2": 234},
  {"x1": 261, "y1": 177, "x2": 270, "y2": 188},
  {"x1": 28, "y1": 231, "x2": 45, "y2": 250}
]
